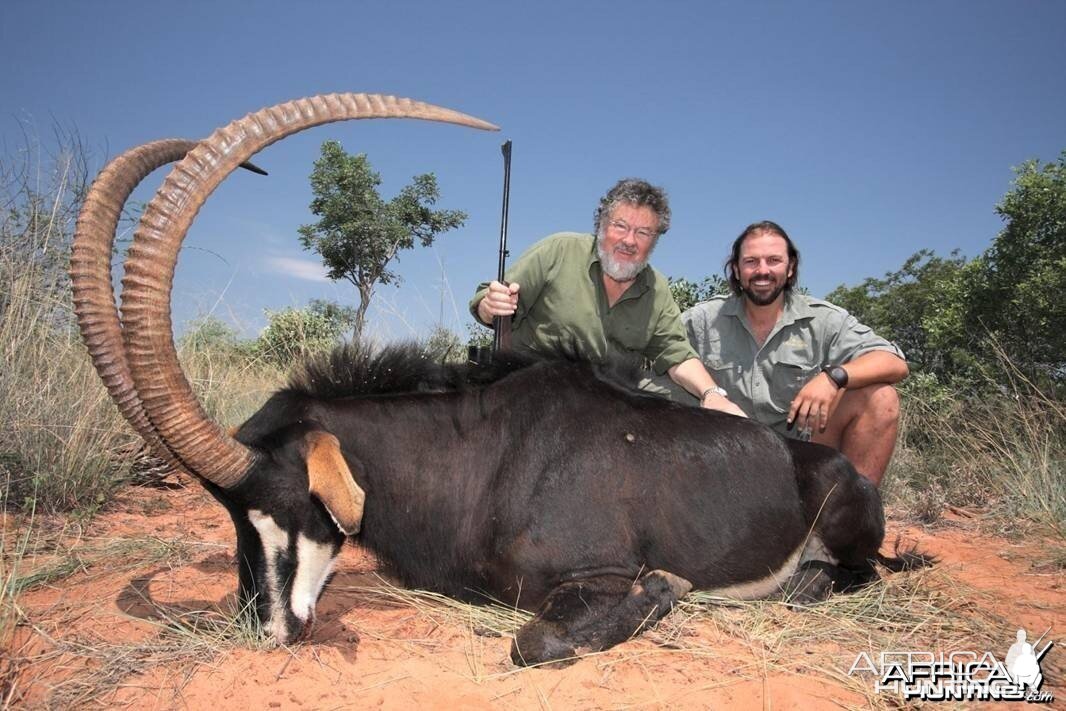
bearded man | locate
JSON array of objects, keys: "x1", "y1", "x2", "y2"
[
  {"x1": 681, "y1": 221, "x2": 908, "y2": 485},
  {"x1": 471, "y1": 178, "x2": 744, "y2": 416}
]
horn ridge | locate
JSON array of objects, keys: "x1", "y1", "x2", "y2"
[
  {"x1": 121, "y1": 93, "x2": 498, "y2": 489},
  {"x1": 71, "y1": 139, "x2": 200, "y2": 476}
]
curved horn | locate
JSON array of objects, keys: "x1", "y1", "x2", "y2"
[
  {"x1": 72, "y1": 141, "x2": 268, "y2": 475},
  {"x1": 72, "y1": 140, "x2": 198, "y2": 473},
  {"x1": 121, "y1": 93, "x2": 498, "y2": 489}
]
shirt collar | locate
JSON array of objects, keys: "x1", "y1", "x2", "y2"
[
  {"x1": 781, "y1": 293, "x2": 815, "y2": 324},
  {"x1": 723, "y1": 292, "x2": 814, "y2": 324}
]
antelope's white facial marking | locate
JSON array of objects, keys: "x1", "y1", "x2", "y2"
[
  {"x1": 247, "y1": 510, "x2": 339, "y2": 643},
  {"x1": 291, "y1": 534, "x2": 337, "y2": 621},
  {"x1": 248, "y1": 509, "x2": 291, "y2": 641}
]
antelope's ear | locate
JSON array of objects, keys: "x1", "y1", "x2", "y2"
[{"x1": 302, "y1": 431, "x2": 365, "y2": 535}]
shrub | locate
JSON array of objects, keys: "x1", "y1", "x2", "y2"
[
  {"x1": 253, "y1": 307, "x2": 345, "y2": 366},
  {"x1": 422, "y1": 325, "x2": 467, "y2": 364}
]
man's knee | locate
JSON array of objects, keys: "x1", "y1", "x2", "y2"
[
  {"x1": 821, "y1": 384, "x2": 899, "y2": 443},
  {"x1": 860, "y1": 383, "x2": 900, "y2": 426}
]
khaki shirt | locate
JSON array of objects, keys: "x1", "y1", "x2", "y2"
[
  {"x1": 470, "y1": 232, "x2": 697, "y2": 374},
  {"x1": 682, "y1": 293, "x2": 905, "y2": 433}
]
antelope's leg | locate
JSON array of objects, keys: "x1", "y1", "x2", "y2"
[{"x1": 510, "y1": 569, "x2": 691, "y2": 666}]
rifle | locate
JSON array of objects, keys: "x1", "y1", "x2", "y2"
[{"x1": 493, "y1": 140, "x2": 513, "y2": 353}]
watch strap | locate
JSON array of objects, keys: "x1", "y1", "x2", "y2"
[{"x1": 822, "y1": 365, "x2": 849, "y2": 389}]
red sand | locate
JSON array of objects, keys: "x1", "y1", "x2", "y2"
[{"x1": 5, "y1": 484, "x2": 1063, "y2": 709}]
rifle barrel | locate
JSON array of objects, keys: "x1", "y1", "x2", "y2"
[{"x1": 493, "y1": 140, "x2": 513, "y2": 352}]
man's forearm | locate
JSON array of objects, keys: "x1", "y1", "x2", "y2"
[
  {"x1": 667, "y1": 357, "x2": 717, "y2": 399},
  {"x1": 668, "y1": 357, "x2": 748, "y2": 417},
  {"x1": 841, "y1": 351, "x2": 909, "y2": 388}
]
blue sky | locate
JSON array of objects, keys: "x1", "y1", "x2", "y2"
[{"x1": 3, "y1": 1, "x2": 1064, "y2": 341}]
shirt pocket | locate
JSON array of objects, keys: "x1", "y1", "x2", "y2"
[{"x1": 769, "y1": 353, "x2": 819, "y2": 413}]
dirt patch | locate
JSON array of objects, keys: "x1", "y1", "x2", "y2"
[{"x1": 4, "y1": 484, "x2": 1063, "y2": 709}]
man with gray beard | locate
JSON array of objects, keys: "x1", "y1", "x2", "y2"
[{"x1": 471, "y1": 178, "x2": 743, "y2": 416}]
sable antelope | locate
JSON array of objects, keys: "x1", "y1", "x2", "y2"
[{"x1": 72, "y1": 94, "x2": 923, "y2": 665}]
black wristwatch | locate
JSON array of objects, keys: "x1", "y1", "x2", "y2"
[{"x1": 822, "y1": 365, "x2": 849, "y2": 389}]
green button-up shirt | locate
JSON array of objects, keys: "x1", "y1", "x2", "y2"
[
  {"x1": 682, "y1": 293, "x2": 905, "y2": 433},
  {"x1": 470, "y1": 232, "x2": 697, "y2": 374}
]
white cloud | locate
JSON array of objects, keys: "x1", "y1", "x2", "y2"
[{"x1": 262, "y1": 256, "x2": 330, "y2": 283}]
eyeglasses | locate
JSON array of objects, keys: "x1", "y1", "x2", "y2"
[{"x1": 607, "y1": 219, "x2": 657, "y2": 240}]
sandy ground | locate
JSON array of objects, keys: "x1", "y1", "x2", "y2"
[{"x1": 4, "y1": 483, "x2": 1063, "y2": 710}]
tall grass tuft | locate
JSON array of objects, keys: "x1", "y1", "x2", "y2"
[
  {"x1": 886, "y1": 354, "x2": 1066, "y2": 538},
  {"x1": 0, "y1": 132, "x2": 138, "y2": 515},
  {"x1": 0, "y1": 130, "x2": 289, "y2": 514},
  {"x1": 181, "y1": 346, "x2": 288, "y2": 432}
]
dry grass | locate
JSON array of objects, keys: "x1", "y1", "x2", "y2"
[
  {"x1": 6, "y1": 591, "x2": 269, "y2": 707},
  {"x1": 180, "y1": 348, "x2": 287, "y2": 432},
  {"x1": 0, "y1": 132, "x2": 137, "y2": 518},
  {"x1": 2, "y1": 500, "x2": 1051, "y2": 708},
  {"x1": 0, "y1": 525, "x2": 206, "y2": 648},
  {"x1": 341, "y1": 574, "x2": 533, "y2": 638},
  {"x1": 0, "y1": 268, "x2": 139, "y2": 516},
  {"x1": 886, "y1": 362, "x2": 1066, "y2": 541},
  {"x1": 8, "y1": 597, "x2": 272, "y2": 708},
  {"x1": 333, "y1": 564, "x2": 1011, "y2": 705},
  {"x1": 10, "y1": 626, "x2": 213, "y2": 708},
  {"x1": 681, "y1": 567, "x2": 1004, "y2": 654},
  {"x1": 2, "y1": 531, "x2": 268, "y2": 707},
  {"x1": 6, "y1": 534, "x2": 199, "y2": 597}
]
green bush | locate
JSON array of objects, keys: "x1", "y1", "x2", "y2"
[
  {"x1": 253, "y1": 306, "x2": 345, "y2": 366},
  {"x1": 422, "y1": 325, "x2": 466, "y2": 364},
  {"x1": 180, "y1": 315, "x2": 244, "y2": 354},
  {"x1": 668, "y1": 275, "x2": 728, "y2": 312}
]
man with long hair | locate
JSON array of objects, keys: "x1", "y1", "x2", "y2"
[{"x1": 682, "y1": 221, "x2": 908, "y2": 485}]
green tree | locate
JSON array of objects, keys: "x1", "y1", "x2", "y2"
[
  {"x1": 423, "y1": 324, "x2": 467, "y2": 364},
  {"x1": 465, "y1": 322, "x2": 493, "y2": 350},
  {"x1": 948, "y1": 152, "x2": 1066, "y2": 384},
  {"x1": 828, "y1": 151, "x2": 1066, "y2": 388},
  {"x1": 827, "y1": 250, "x2": 966, "y2": 378},
  {"x1": 297, "y1": 141, "x2": 467, "y2": 341},
  {"x1": 668, "y1": 275, "x2": 728, "y2": 312}
]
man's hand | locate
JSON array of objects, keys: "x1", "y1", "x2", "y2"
[
  {"x1": 788, "y1": 372, "x2": 844, "y2": 434},
  {"x1": 477, "y1": 280, "x2": 520, "y2": 323},
  {"x1": 667, "y1": 358, "x2": 748, "y2": 418},
  {"x1": 701, "y1": 392, "x2": 748, "y2": 418}
]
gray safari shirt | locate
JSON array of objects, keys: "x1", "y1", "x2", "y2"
[{"x1": 682, "y1": 293, "x2": 905, "y2": 434}]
